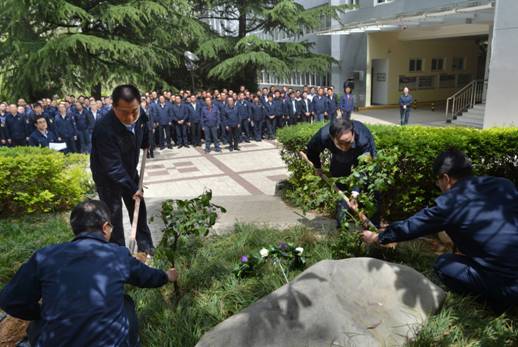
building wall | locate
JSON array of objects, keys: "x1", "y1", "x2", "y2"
[
  {"x1": 483, "y1": 0, "x2": 518, "y2": 128},
  {"x1": 366, "y1": 31, "x2": 480, "y2": 105}
]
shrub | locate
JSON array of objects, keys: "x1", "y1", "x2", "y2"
[
  {"x1": 277, "y1": 123, "x2": 518, "y2": 220},
  {"x1": 0, "y1": 147, "x2": 93, "y2": 217}
]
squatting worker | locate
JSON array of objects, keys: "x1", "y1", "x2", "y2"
[
  {"x1": 0, "y1": 200, "x2": 178, "y2": 347},
  {"x1": 91, "y1": 84, "x2": 155, "y2": 255},
  {"x1": 306, "y1": 118, "x2": 377, "y2": 227},
  {"x1": 362, "y1": 149, "x2": 518, "y2": 312}
]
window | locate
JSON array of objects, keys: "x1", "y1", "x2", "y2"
[
  {"x1": 439, "y1": 74, "x2": 456, "y2": 88},
  {"x1": 452, "y1": 57, "x2": 465, "y2": 71},
  {"x1": 457, "y1": 74, "x2": 472, "y2": 88},
  {"x1": 375, "y1": 0, "x2": 393, "y2": 5},
  {"x1": 409, "y1": 58, "x2": 423, "y2": 72},
  {"x1": 418, "y1": 76, "x2": 436, "y2": 89},
  {"x1": 431, "y1": 58, "x2": 444, "y2": 72},
  {"x1": 399, "y1": 76, "x2": 417, "y2": 90}
]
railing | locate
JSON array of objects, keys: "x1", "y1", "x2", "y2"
[{"x1": 445, "y1": 79, "x2": 485, "y2": 123}]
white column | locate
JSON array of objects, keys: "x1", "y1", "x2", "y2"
[{"x1": 484, "y1": 0, "x2": 518, "y2": 128}]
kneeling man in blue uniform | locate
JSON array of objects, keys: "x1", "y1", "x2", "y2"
[
  {"x1": 362, "y1": 149, "x2": 518, "y2": 312},
  {"x1": 0, "y1": 200, "x2": 177, "y2": 347},
  {"x1": 90, "y1": 84, "x2": 154, "y2": 255}
]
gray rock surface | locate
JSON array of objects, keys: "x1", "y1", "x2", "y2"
[{"x1": 196, "y1": 257, "x2": 445, "y2": 347}]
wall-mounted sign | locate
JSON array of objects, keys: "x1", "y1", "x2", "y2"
[{"x1": 376, "y1": 73, "x2": 386, "y2": 82}]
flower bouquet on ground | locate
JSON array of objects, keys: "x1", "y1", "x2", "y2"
[{"x1": 234, "y1": 242, "x2": 306, "y2": 283}]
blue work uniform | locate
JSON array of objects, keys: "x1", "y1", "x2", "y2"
[
  {"x1": 6, "y1": 112, "x2": 28, "y2": 146},
  {"x1": 155, "y1": 102, "x2": 173, "y2": 148},
  {"x1": 28, "y1": 130, "x2": 57, "y2": 148},
  {"x1": 327, "y1": 94, "x2": 338, "y2": 122},
  {"x1": 312, "y1": 95, "x2": 329, "y2": 122},
  {"x1": 300, "y1": 98, "x2": 313, "y2": 122},
  {"x1": 54, "y1": 113, "x2": 78, "y2": 153},
  {"x1": 399, "y1": 94, "x2": 413, "y2": 125},
  {"x1": 0, "y1": 114, "x2": 10, "y2": 146},
  {"x1": 90, "y1": 109, "x2": 154, "y2": 253},
  {"x1": 379, "y1": 176, "x2": 518, "y2": 311},
  {"x1": 287, "y1": 98, "x2": 301, "y2": 125},
  {"x1": 339, "y1": 93, "x2": 355, "y2": 121},
  {"x1": 201, "y1": 106, "x2": 221, "y2": 151},
  {"x1": 185, "y1": 101, "x2": 202, "y2": 146},
  {"x1": 171, "y1": 103, "x2": 188, "y2": 146},
  {"x1": 0, "y1": 232, "x2": 168, "y2": 347},
  {"x1": 263, "y1": 101, "x2": 276, "y2": 139},
  {"x1": 237, "y1": 100, "x2": 251, "y2": 142},
  {"x1": 306, "y1": 121, "x2": 378, "y2": 227},
  {"x1": 73, "y1": 109, "x2": 95, "y2": 153},
  {"x1": 223, "y1": 105, "x2": 240, "y2": 150},
  {"x1": 250, "y1": 102, "x2": 265, "y2": 141}
]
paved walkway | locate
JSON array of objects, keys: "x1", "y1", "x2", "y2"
[{"x1": 123, "y1": 140, "x2": 335, "y2": 246}]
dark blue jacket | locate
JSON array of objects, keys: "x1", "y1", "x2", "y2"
[
  {"x1": 340, "y1": 93, "x2": 355, "y2": 113},
  {"x1": 236, "y1": 100, "x2": 250, "y2": 120},
  {"x1": 300, "y1": 98, "x2": 313, "y2": 114},
  {"x1": 264, "y1": 101, "x2": 275, "y2": 118},
  {"x1": 306, "y1": 120, "x2": 376, "y2": 178},
  {"x1": 0, "y1": 114, "x2": 10, "y2": 141},
  {"x1": 380, "y1": 176, "x2": 518, "y2": 279},
  {"x1": 90, "y1": 110, "x2": 149, "y2": 194},
  {"x1": 400, "y1": 94, "x2": 413, "y2": 109},
  {"x1": 28, "y1": 130, "x2": 57, "y2": 148},
  {"x1": 154, "y1": 103, "x2": 172, "y2": 126},
  {"x1": 287, "y1": 98, "x2": 301, "y2": 118},
  {"x1": 272, "y1": 99, "x2": 284, "y2": 117},
  {"x1": 312, "y1": 95, "x2": 329, "y2": 116},
  {"x1": 171, "y1": 103, "x2": 187, "y2": 122},
  {"x1": 327, "y1": 95, "x2": 338, "y2": 116},
  {"x1": 6, "y1": 113, "x2": 28, "y2": 140},
  {"x1": 0, "y1": 232, "x2": 167, "y2": 347},
  {"x1": 201, "y1": 106, "x2": 220, "y2": 128},
  {"x1": 223, "y1": 105, "x2": 240, "y2": 127},
  {"x1": 185, "y1": 102, "x2": 201, "y2": 123},
  {"x1": 74, "y1": 109, "x2": 95, "y2": 132},
  {"x1": 250, "y1": 103, "x2": 265, "y2": 122},
  {"x1": 54, "y1": 113, "x2": 77, "y2": 139}
]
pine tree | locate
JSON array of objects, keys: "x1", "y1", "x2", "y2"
[
  {"x1": 194, "y1": 0, "x2": 350, "y2": 89},
  {"x1": 0, "y1": 0, "x2": 206, "y2": 100}
]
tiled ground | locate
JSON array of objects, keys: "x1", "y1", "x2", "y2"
[{"x1": 142, "y1": 140, "x2": 289, "y2": 198}]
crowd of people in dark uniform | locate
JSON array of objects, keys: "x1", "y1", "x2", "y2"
[{"x1": 0, "y1": 84, "x2": 356, "y2": 155}]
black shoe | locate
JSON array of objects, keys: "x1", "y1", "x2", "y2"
[
  {"x1": 150, "y1": 152, "x2": 154, "y2": 158},
  {"x1": 245, "y1": 140, "x2": 251, "y2": 143},
  {"x1": 184, "y1": 145, "x2": 190, "y2": 148},
  {"x1": 234, "y1": 147, "x2": 240, "y2": 151},
  {"x1": 160, "y1": 147, "x2": 165, "y2": 150},
  {"x1": 167, "y1": 145, "x2": 173, "y2": 149},
  {"x1": 204, "y1": 148, "x2": 210, "y2": 153},
  {"x1": 215, "y1": 147, "x2": 222, "y2": 152},
  {"x1": 229, "y1": 147, "x2": 234, "y2": 152}
]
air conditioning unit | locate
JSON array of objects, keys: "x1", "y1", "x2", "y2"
[{"x1": 353, "y1": 70, "x2": 365, "y2": 82}]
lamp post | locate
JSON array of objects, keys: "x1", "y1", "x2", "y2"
[{"x1": 184, "y1": 51, "x2": 199, "y2": 92}]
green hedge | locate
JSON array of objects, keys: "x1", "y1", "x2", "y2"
[
  {"x1": 0, "y1": 147, "x2": 93, "y2": 217},
  {"x1": 277, "y1": 122, "x2": 518, "y2": 220}
]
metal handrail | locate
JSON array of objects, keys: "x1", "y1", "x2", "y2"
[{"x1": 445, "y1": 79, "x2": 484, "y2": 122}]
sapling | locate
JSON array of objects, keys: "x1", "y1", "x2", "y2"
[{"x1": 159, "y1": 190, "x2": 226, "y2": 297}]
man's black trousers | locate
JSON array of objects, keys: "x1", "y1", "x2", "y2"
[{"x1": 96, "y1": 183, "x2": 154, "y2": 253}]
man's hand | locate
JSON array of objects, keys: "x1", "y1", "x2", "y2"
[
  {"x1": 133, "y1": 190, "x2": 144, "y2": 201},
  {"x1": 166, "y1": 268, "x2": 178, "y2": 282},
  {"x1": 74, "y1": 136, "x2": 77, "y2": 141},
  {"x1": 314, "y1": 168, "x2": 323, "y2": 177},
  {"x1": 361, "y1": 230, "x2": 379, "y2": 245},
  {"x1": 226, "y1": 126, "x2": 230, "y2": 131}
]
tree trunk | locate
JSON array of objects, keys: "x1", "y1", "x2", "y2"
[
  {"x1": 91, "y1": 83, "x2": 102, "y2": 99},
  {"x1": 238, "y1": 0, "x2": 247, "y2": 38}
]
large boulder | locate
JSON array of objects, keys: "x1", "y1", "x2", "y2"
[{"x1": 196, "y1": 257, "x2": 445, "y2": 347}]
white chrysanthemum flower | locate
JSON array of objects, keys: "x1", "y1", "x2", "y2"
[
  {"x1": 259, "y1": 248, "x2": 269, "y2": 258},
  {"x1": 295, "y1": 247, "x2": 304, "y2": 255}
]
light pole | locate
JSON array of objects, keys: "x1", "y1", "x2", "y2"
[{"x1": 184, "y1": 51, "x2": 199, "y2": 92}]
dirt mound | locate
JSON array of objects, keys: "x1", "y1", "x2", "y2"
[{"x1": 0, "y1": 315, "x2": 28, "y2": 347}]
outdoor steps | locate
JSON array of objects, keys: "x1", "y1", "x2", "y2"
[
  {"x1": 123, "y1": 195, "x2": 336, "y2": 246},
  {"x1": 453, "y1": 104, "x2": 485, "y2": 128}
]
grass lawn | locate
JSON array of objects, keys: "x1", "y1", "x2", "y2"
[{"x1": 1, "y1": 214, "x2": 517, "y2": 346}]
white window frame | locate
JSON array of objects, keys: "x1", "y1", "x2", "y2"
[
  {"x1": 409, "y1": 58, "x2": 424, "y2": 73},
  {"x1": 374, "y1": 0, "x2": 393, "y2": 6}
]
